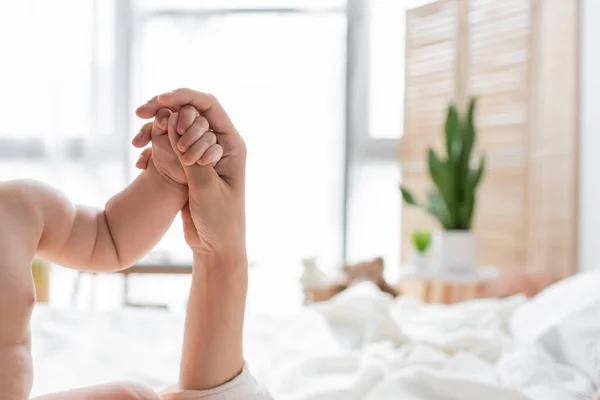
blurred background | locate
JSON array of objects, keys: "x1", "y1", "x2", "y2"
[
  {"x1": 1, "y1": 0, "x2": 594, "y2": 315},
  {"x1": 0, "y1": 0, "x2": 425, "y2": 312},
  {"x1": 5, "y1": 1, "x2": 598, "y2": 397}
]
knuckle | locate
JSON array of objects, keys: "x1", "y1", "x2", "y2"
[
  {"x1": 206, "y1": 93, "x2": 218, "y2": 103},
  {"x1": 197, "y1": 115, "x2": 209, "y2": 129},
  {"x1": 203, "y1": 131, "x2": 217, "y2": 146}
]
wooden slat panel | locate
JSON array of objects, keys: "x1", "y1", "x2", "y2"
[
  {"x1": 475, "y1": 164, "x2": 528, "y2": 266},
  {"x1": 400, "y1": 0, "x2": 578, "y2": 277},
  {"x1": 527, "y1": 0, "x2": 578, "y2": 278},
  {"x1": 401, "y1": 0, "x2": 458, "y2": 263},
  {"x1": 464, "y1": 0, "x2": 531, "y2": 269}
]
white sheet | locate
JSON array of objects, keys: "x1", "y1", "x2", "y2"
[{"x1": 31, "y1": 283, "x2": 595, "y2": 399}]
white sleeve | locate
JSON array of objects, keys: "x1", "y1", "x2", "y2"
[{"x1": 161, "y1": 364, "x2": 273, "y2": 400}]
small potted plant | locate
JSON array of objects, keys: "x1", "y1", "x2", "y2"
[
  {"x1": 411, "y1": 230, "x2": 431, "y2": 267},
  {"x1": 400, "y1": 97, "x2": 485, "y2": 271}
]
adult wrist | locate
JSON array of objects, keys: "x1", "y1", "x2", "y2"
[{"x1": 192, "y1": 250, "x2": 248, "y2": 277}]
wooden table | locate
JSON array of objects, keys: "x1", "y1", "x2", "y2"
[
  {"x1": 71, "y1": 263, "x2": 192, "y2": 308},
  {"x1": 395, "y1": 265, "x2": 499, "y2": 304},
  {"x1": 119, "y1": 263, "x2": 192, "y2": 307}
]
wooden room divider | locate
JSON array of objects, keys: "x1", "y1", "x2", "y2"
[{"x1": 400, "y1": 0, "x2": 579, "y2": 278}]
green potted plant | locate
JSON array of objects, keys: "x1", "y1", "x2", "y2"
[
  {"x1": 400, "y1": 97, "x2": 485, "y2": 271},
  {"x1": 411, "y1": 230, "x2": 431, "y2": 267}
]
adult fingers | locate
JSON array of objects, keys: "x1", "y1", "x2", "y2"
[{"x1": 137, "y1": 88, "x2": 237, "y2": 136}]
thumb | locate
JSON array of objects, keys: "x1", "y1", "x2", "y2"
[{"x1": 167, "y1": 112, "x2": 217, "y2": 187}]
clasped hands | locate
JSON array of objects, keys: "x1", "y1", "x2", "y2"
[{"x1": 132, "y1": 88, "x2": 247, "y2": 264}]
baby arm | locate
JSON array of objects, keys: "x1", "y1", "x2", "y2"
[
  {"x1": 32, "y1": 107, "x2": 219, "y2": 272},
  {"x1": 33, "y1": 161, "x2": 187, "y2": 271}
]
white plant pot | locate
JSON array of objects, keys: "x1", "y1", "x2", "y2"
[
  {"x1": 432, "y1": 230, "x2": 477, "y2": 271},
  {"x1": 412, "y1": 252, "x2": 428, "y2": 268}
]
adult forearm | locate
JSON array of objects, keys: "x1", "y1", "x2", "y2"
[
  {"x1": 101, "y1": 162, "x2": 187, "y2": 268},
  {"x1": 179, "y1": 251, "x2": 248, "y2": 390}
]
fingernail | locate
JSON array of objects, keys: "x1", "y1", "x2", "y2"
[
  {"x1": 133, "y1": 130, "x2": 143, "y2": 140},
  {"x1": 137, "y1": 153, "x2": 145, "y2": 161},
  {"x1": 178, "y1": 141, "x2": 186, "y2": 152},
  {"x1": 158, "y1": 116, "x2": 167, "y2": 127}
]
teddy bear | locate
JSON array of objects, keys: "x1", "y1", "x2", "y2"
[{"x1": 302, "y1": 257, "x2": 400, "y2": 303}]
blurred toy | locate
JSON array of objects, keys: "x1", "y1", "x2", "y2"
[
  {"x1": 302, "y1": 257, "x2": 400, "y2": 304},
  {"x1": 300, "y1": 257, "x2": 331, "y2": 289}
]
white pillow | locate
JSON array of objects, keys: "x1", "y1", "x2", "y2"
[
  {"x1": 510, "y1": 271, "x2": 600, "y2": 388},
  {"x1": 510, "y1": 271, "x2": 600, "y2": 343},
  {"x1": 553, "y1": 301, "x2": 600, "y2": 387}
]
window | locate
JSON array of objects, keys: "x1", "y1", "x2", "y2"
[
  {"x1": 367, "y1": 0, "x2": 408, "y2": 140},
  {"x1": 0, "y1": 0, "x2": 123, "y2": 207},
  {"x1": 131, "y1": 3, "x2": 348, "y2": 271},
  {"x1": 0, "y1": 0, "x2": 418, "y2": 310},
  {"x1": 345, "y1": 0, "x2": 433, "y2": 270}
]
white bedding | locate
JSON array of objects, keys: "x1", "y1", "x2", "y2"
[{"x1": 31, "y1": 282, "x2": 596, "y2": 399}]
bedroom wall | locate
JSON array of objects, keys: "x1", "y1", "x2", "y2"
[{"x1": 579, "y1": 0, "x2": 600, "y2": 272}]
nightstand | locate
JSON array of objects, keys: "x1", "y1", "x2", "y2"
[{"x1": 395, "y1": 265, "x2": 499, "y2": 304}]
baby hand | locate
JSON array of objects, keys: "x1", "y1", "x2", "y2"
[{"x1": 133, "y1": 106, "x2": 222, "y2": 184}]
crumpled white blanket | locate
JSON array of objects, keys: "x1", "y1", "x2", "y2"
[
  {"x1": 31, "y1": 283, "x2": 595, "y2": 399},
  {"x1": 251, "y1": 282, "x2": 595, "y2": 400}
]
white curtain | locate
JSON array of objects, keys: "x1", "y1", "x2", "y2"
[
  {"x1": 0, "y1": 0, "x2": 348, "y2": 274},
  {"x1": 133, "y1": 10, "x2": 347, "y2": 268},
  {"x1": 0, "y1": 0, "x2": 122, "y2": 207}
]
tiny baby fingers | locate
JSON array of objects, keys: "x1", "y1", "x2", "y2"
[
  {"x1": 176, "y1": 105, "x2": 200, "y2": 135},
  {"x1": 177, "y1": 116, "x2": 210, "y2": 152},
  {"x1": 135, "y1": 148, "x2": 152, "y2": 170},
  {"x1": 180, "y1": 131, "x2": 217, "y2": 166},
  {"x1": 198, "y1": 144, "x2": 223, "y2": 166}
]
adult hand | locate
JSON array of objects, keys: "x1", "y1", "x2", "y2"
[
  {"x1": 136, "y1": 89, "x2": 246, "y2": 257},
  {"x1": 133, "y1": 107, "x2": 222, "y2": 185}
]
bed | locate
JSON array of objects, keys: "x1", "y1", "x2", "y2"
[{"x1": 31, "y1": 273, "x2": 600, "y2": 399}]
